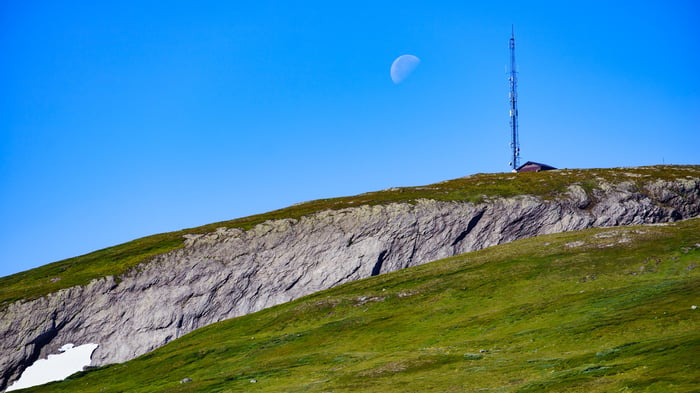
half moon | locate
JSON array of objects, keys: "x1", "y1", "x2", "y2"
[{"x1": 390, "y1": 54, "x2": 420, "y2": 84}]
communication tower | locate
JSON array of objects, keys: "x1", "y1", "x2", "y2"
[{"x1": 508, "y1": 26, "x2": 520, "y2": 171}]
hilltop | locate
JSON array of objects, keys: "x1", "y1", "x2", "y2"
[
  {"x1": 2, "y1": 165, "x2": 698, "y2": 307},
  {"x1": 1, "y1": 165, "x2": 699, "y2": 391}
]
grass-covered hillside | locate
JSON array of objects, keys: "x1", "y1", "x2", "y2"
[
  {"x1": 21, "y1": 217, "x2": 700, "y2": 392},
  {"x1": 1, "y1": 165, "x2": 698, "y2": 309}
]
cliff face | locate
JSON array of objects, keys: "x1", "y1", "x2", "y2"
[{"x1": 1, "y1": 175, "x2": 699, "y2": 390}]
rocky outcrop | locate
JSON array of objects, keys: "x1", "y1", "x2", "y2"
[{"x1": 1, "y1": 174, "x2": 699, "y2": 391}]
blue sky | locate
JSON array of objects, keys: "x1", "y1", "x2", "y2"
[{"x1": 1, "y1": 1, "x2": 698, "y2": 277}]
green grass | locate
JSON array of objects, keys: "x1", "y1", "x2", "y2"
[
  {"x1": 18, "y1": 217, "x2": 700, "y2": 392},
  {"x1": 1, "y1": 165, "x2": 698, "y2": 309}
]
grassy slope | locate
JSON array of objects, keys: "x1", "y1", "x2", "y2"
[
  {"x1": 1, "y1": 165, "x2": 699, "y2": 308},
  {"x1": 20, "y1": 217, "x2": 700, "y2": 392}
]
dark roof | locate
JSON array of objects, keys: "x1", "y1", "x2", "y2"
[{"x1": 516, "y1": 161, "x2": 557, "y2": 172}]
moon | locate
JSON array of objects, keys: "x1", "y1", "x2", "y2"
[{"x1": 390, "y1": 54, "x2": 420, "y2": 84}]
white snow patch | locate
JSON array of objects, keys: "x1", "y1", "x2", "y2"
[{"x1": 6, "y1": 343, "x2": 98, "y2": 391}]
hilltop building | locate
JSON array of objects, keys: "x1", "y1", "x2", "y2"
[{"x1": 516, "y1": 161, "x2": 556, "y2": 173}]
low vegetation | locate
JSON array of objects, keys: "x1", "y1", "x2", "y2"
[
  {"x1": 20, "y1": 217, "x2": 700, "y2": 392},
  {"x1": 1, "y1": 165, "x2": 698, "y2": 308}
]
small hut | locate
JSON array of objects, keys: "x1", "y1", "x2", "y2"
[{"x1": 516, "y1": 161, "x2": 556, "y2": 173}]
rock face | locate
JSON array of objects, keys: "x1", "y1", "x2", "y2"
[{"x1": 1, "y1": 175, "x2": 699, "y2": 391}]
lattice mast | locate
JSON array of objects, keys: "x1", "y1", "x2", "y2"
[{"x1": 508, "y1": 26, "x2": 520, "y2": 171}]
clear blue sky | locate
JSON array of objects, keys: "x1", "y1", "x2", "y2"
[{"x1": 1, "y1": 1, "x2": 698, "y2": 277}]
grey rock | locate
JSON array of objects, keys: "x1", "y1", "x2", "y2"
[{"x1": 1, "y1": 175, "x2": 699, "y2": 391}]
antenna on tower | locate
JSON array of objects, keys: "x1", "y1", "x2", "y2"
[{"x1": 508, "y1": 25, "x2": 520, "y2": 172}]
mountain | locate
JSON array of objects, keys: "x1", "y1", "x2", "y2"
[
  {"x1": 1, "y1": 165, "x2": 699, "y2": 391},
  {"x1": 13, "y1": 216, "x2": 700, "y2": 392}
]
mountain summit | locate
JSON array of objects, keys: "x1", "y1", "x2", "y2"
[{"x1": 1, "y1": 165, "x2": 699, "y2": 391}]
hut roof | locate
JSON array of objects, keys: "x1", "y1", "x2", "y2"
[{"x1": 516, "y1": 161, "x2": 557, "y2": 172}]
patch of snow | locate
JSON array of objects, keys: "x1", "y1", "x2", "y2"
[{"x1": 6, "y1": 343, "x2": 98, "y2": 391}]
